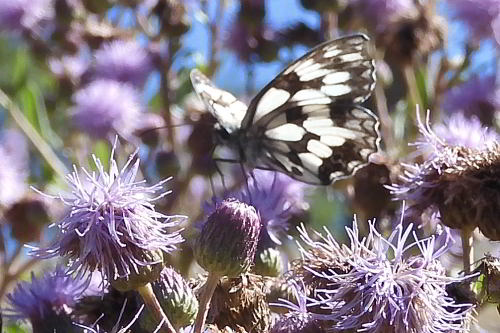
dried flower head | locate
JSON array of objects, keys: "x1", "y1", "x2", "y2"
[
  {"x1": 31, "y1": 142, "x2": 185, "y2": 281},
  {"x1": 295, "y1": 218, "x2": 474, "y2": 332},
  {"x1": 209, "y1": 274, "x2": 271, "y2": 333},
  {"x1": 4, "y1": 266, "x2": 88, "y2": 331},
  {"x1": 390, "y1": 111, "x2": 500, "y2": 240},
  {"x1": 350, "y1": 0, "x2": 416, "y2": 32},
  {"x1": 378, "y1": 1, "x2": 446, "y2": 64},
  {"x1": 195, "y1": 198, "x2": 261, "y2": 277}
]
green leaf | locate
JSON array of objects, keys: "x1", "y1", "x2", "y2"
[
  {"x1": 308, "y1": 188, "x2": 349, "y2": 235},
  {"x1": 11, "y1": 48, "x2": 29, "y2": 88},
  {"x1": 17, "y1": 86, "x2": 40, "y2": 132},
  {"x1": 92, "y1": 140, "x2": 111, "y2": 171},
  {"x1": 4, "y1": 322, "x2": 28, "y2": 333},
  {"x1": 415, "y1": 67, "x2": 429, "y2": 109}
]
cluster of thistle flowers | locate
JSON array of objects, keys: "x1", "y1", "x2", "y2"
[
  {"x1": 2, "y1": 0, "x2": 500, "y2": 332},
  {"x1": 1, "y1": 136, "x2": 479, "y2": 333}
]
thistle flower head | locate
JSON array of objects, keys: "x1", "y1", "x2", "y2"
[
  {"x1": 442, "y1": 74, "x2": 500, "y2": 123},
  {"x1": 94, "y1": 39, "x2": 153, "y2": 86},
  {"x1": 31, "y1": 142, "x2": 185, "y2": 281},
  {"x1": 71, "y1": 79, "x2": 143, "y2": 139},
  {"x1": 203, "y1": 170, "x2": 307, "y2": 247},
  {"x1": 433, "y1": 112, "x2": 499, "y2": 148},
  {"x1": 195, "y1": 198, "x2": 261, "y2": 277},
  {"x1": 4, "y1": 266, "x2": 88, "y2": 331},
  {"x1": 447, "y1": 0, "x2": 500, "y2": 43},
  {"x1": 0, "y1": 0, "x2": 54, "y2": 36},
  {"x1": 295, "y1": 218, "x2": 474, "y2": 333},
  {"x1": 151, "y1": 267, "x2": 199, "y2": 328},
  {"x1": 389, "y1": 111, "x2": 500, "y2": 239}
]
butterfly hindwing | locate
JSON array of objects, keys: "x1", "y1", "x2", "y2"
[{"x1": 254, "y1": 103, "x2": 380, "y2": 184}]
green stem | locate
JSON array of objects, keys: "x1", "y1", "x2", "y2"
[
  {"x1": 137, "y1": 283, "x2": 176, "y2": 333},
  {"x1": 194, "y1": 272, "x2": 220, "y2": 333},
  {"x1": 0, "y1": 88, "x2": 68, "y2": 179}
]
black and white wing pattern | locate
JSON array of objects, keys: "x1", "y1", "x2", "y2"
[{"x1": 190, "y1": 34, "x2": 381, "y2": 185}]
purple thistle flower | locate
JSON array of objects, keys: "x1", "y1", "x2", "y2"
[
  {"x1": 433, "y1": 112, "x2": 499, "y2": 149},
  {"x1": 4, "y1": 266, "x2": 88, "y2": 330},
  {"x1": 70, "y1": 79, "x2": 143, "y2": 139},
  {"x1": 389, "y1": 111, "x2": 500, "y2": 239},
  {"x1": 0, "y1": 130, "x2": 28, "y2": 207},
  {"x1": 442, "y1": 74, "x2": 500, "y2": 123},
  {"x1": 0, "y1": 0, "x2": 54, "y2": 36},
  {"x1": 48, "y1": 54, "x2": 90, "y2": 83},
  {"x1": 296, "y1": 219, "x2": 474, "y2": 333},
  {"x1": 202, "y1": 170, "x2": 308, "y2": 247},
  {"x1": 447, "y1": 0, "x2": 500, "y2": 44},
  {"x1": 31, "y1": 142, "x2": 185, "y2": 281},
  {"x1": 271, "y1": 282, "x2": 324, "y2": 333},
  {"x1": 94, "y1": 39, "x2": 153, "y2": 86}
]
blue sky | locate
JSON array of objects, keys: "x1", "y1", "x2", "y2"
[{"x1": 180, "y1": 0, "x2": 497, "y2": 96}]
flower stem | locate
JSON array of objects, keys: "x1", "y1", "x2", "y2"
[
  {"x1": 194, "y1": 272, "x2": 220, "y2": 333},
  {"x1": 137, "y1": 283, "x2": 176, "y2": 333},
  {"x1": 0, "y1": 88, "x2": 68, "y2": 179},
  {"x1": 461, "y1": 227, "x2": 474, "y2": 274}
]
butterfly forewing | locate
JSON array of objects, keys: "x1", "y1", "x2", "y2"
[
  {"x1": 190, "y1": 34, "x2": 381, "y2": 185},
  {"x1": 243, "y1": 34, "x2": 376, "y2": 128}
]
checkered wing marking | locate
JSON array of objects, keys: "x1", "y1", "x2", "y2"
[
  {"x1": 190, "y1": 69, "x2": 248, "y2": 134},
  {"x1": 256, "y1": 104, "x2": 380, "y2": 184},
  {"x1": 242, "y1": 34, "x2": 376, "y2": 129}
]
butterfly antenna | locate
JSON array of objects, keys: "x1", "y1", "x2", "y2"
[
  {"x1": 136, "y1": 123, "x2": 191, "y2": 138},
  {"x1": 240, "y1": 162, "x2": 253, "y2": 203},
  {"x1": 213, "y1": 160, "x2": 228, "y2": 193}
]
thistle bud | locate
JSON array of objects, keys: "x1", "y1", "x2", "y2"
[
  {"x1": 150, "y1": 267, "x2": 198, "y2": 329},
  {"x1": 194, "y1": 198, "x2": 261, "y2": 277},
  {"x1": 111, "y1": 249, "x2": 164, "y2": 292}
]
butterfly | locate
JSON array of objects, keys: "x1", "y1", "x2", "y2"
[{"x1": 190, "y1": 34, "x2": 381, "y2": 185}]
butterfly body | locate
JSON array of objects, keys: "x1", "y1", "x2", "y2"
[{"x1": 191, "y1": 34, "x2": 381, "y2": 185}]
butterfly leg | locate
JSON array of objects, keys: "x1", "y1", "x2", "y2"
[{"x1": 212, "y1": 159, "x2": 228, "y2": 193}]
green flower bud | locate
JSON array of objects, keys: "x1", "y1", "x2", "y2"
[
  {"x1": 194, "y1": 198, "x2": 261, "y2": 277},
  {"x1": 111, "y1": 250, "x2": 164, "y2": 292},
  {"x1": 152, "y1": 267, "x2": 198, "y2": 329}
]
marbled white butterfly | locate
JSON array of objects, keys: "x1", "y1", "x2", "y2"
[{"x1": 190, "y1": 34, "x2": 380, "y2": 185}]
